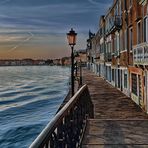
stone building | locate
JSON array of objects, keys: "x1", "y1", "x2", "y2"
[{"x1": 86, "y1": 0, "x2": 148, "y2": 113}]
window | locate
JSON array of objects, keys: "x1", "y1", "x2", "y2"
[
  {"x1": 118, "y1": 69, "x2": 121, "y2": 88},
  {"x1": 114, "y1": 4, "x2": 118, "y2": 16},
  {"x1": 138, "y1": 75, "x2": 142, "y2": 101},
  {"x1": 112, "y1": 69, "x2": 114, "y2": 81},
  {"x1": 120, "y1": 30, "x2": 123, "y2": 51},
  {"x1": 144, "y1": 76, "x2": 145, "y2": 87},
  {"x1": 116, "y1": 33, "x2": 120, "y2": 52},
  {"x1": 124, "y1": 73, "x2": 128, "y2": 88},
  {"x1": 119, "y1": 0, "x2": 122, "y2": 15},
  {"x1": 129, "y1": 0, "x2": 133, "y2": 7},
  {"x1": 137, "y1": 21, "x2": 141, "y2": 44},
  {"x1": 122, "y1": 31, "x2": 125, "y2": 50},
  {"x1": 101, "y1": 43, "x2": 104, "y2": 53},
  {"x1": 100, "y1": 44, "x2": 103, "y2": 53},
  {"x1": 109, "y1": 42, "x2": 111, "y2": 53},
  {"x1": 111, "y1": 40, "x2": 113, "y2": 54},
  {"x1": 114, "y1": 37, "x2": 116, "y2": 52},
  {"x1": 131, "y1": 73, "x2": 137, "y2": 95},
  {"x1": 144, "y1": 17, "x2": 147, "y2": 42},
  {"x1": 115, "y1": 69, "x2": 117, "y2": 87},
  {"x1": 91, "y1": 57, "x2": 94, "y2": 63},
  {"x1": 124, "y1": 0, "x2": 127, "y2": 10},
  {"x1": 129, "y1": 28, "x2": 133, "y2": 51},
  {"x1": 109, "y1": 67, "x2": 111, "y2": 82},
  {"x1": 106, "y1": 42, "x2": 108, "y2": 54},
  {"x1": 125, "y1": 29, "x2": 127, "y2": 50}
]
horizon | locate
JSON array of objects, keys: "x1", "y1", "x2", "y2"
[
  {"x1": 0, "y1": 56, "x2": 71, "y2": 60},
  {"x1": 0, "y1": 0, "x2": 113, "y2": 59}
]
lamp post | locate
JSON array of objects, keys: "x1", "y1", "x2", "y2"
[{"x1": 67, "y1": 28, "x2": 77, "y2": 96}]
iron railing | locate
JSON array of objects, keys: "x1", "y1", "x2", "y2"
[
  {"x1": 106, "y1": 15, "x2": 122, "y2": 34},
  {"x1": 133, "y1": 43, "x2": 148, "y2": 65},
  {"x1": 29, "y1": 85, "x2": 93, "y2": 148},
  {"x1": 105, "y1": 53, "x2": 112, "y2": 62}
]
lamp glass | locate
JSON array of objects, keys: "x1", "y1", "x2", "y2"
[{"x1": 67, "y1": 28, "x2": 77, "y2": 46}]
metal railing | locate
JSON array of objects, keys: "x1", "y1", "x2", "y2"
[
  {"x1": 114, "y1": 15, "x2": 122, "y2": 27},
  {"x1": 133, "y1": 42, "x2": 148, "y2": 65},
  {"x1": 74, "y1": 60, "x2": 83, "y2": 87},
  {"x1": 105, "y1": 53, "x2": 112, "y2": 61},
  {"x1": 106, "y1": 15, "x2": 122, "y2": 34},
  {"x1": 29, "y1": 85, "x2": 94, "y2": 148}
]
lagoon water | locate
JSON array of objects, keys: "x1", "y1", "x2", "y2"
[{"x1": 0, "y1": 66, "x2": 70, "y2": 148}]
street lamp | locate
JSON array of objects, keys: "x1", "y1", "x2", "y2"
[{"x1": 67, "y1": 28, "x2": 77, "y2": 96}]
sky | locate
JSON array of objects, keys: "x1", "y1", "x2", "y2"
[{"x1": 0, "y1": 0, "x2": 113, "y2": 59}]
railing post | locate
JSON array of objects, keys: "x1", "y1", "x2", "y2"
[
  {"x1": 79, "y1": 60, "x2": 82, "y2": 86},
  {"x1": 57, "y1": 121, "x2": 65, "y2": 148},
  {"x1": 71, "y1": 46, "x2": 75, "y2": 96},
  {"x1": 75, "y1": 61, "x2": 78, "y2": 77}
]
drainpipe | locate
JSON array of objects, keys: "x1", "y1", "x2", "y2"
[{"x1": 125, "y1": 0, "x2": 129, "y2": 65}]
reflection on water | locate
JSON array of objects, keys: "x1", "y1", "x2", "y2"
[{"x1": 0, "y1": 66, "x2": 70, "y2": 148}]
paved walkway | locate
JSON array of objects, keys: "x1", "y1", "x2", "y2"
[{"x1": 82, "y1": 69, "x2": 148, "y2": 148}]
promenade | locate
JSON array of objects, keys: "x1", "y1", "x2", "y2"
[{"x1": 82, "y1": 69, "x2": 148, "y2": 148}]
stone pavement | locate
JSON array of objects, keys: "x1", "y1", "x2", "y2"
[{"x1": 82, "y1": 69, "x2": 148, "y2": 148}]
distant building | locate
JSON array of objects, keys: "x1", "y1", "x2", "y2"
[
  {"x1": 61, "y1": 57, "x2": 71, "y2": 66},
  {"x1": 21, "y1": 59, "x2": 33, "y2": 65},
  {"x1": 86, "y1": 31, "x2": 95, "y2": 70},
  {"x1": 52, "y1": 59, "x2": 61, "y2": 66},
  {"x1": 0, "y1": 59, "x2": 46, "y2": 66},
  {"x1": 75, "y1": 49, "x2": 87, "y2": 64}
]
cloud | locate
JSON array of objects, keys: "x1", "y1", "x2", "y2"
[
  {"x1": 0, "y1": 0, "x2": 113, "y2": 59},
  {"x1": 0, "y1": 0, "x2": 11, "y2": 5},
  {"x1": 0, "y1": 0, "x2": 112, "y2": 34},
  {"x1": 8, "y1": 32, "x2": 34, "y2": 52},
  {"x1": 88, "y1": 0, "x2": 113, "y2": 5},
  {"x1": 87, "y1": 0, "x2": 101, "y2": 5}
]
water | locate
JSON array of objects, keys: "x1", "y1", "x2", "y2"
[{"x1": 0, "y1": 66, "x2": 70, "y2": 148}]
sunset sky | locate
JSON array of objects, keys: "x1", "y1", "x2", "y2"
[{"x1": 0, "y1": 0, "x2": 112, "y2": 59}]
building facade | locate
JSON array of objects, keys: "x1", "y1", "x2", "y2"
[{"x1": 86, "y1": 0, "x2": 148, "y2": 113}]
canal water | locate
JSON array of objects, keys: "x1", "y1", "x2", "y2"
[{"x1": 0, "y1": 66, "x2": 70, "y2": 148}]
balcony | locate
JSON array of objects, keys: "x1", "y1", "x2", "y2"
[
  {"x1": 106, "y1": 15, "x2": 122, "y2": 34},
  {"x1": 105, "y1": 53, "x2": 112, "y2": 62},
  {"x1": 99, "y1": 27, "x2": 105, "y2": 37},
  {"x1": 100, "y1": 53, "x2": 105, "y2": 61},
  {"x1": 114, "y1": 50, "x2": 120, "y2": 57},
  {"x1": 133, "y1": 43, "x2": 148, "y2": 65}
]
